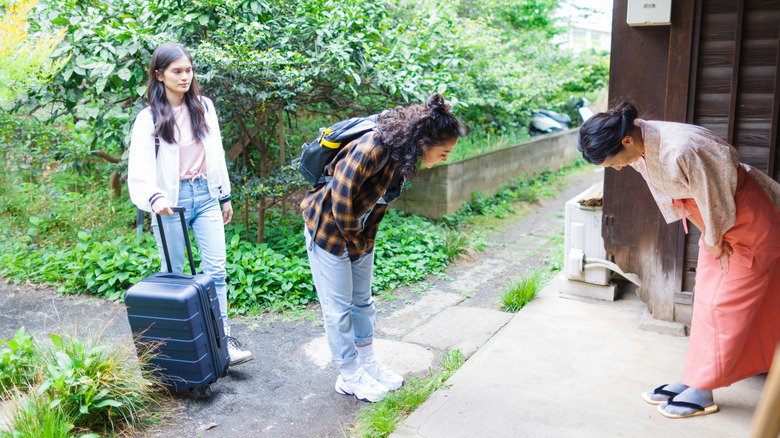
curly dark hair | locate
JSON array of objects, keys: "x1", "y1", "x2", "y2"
[{"x1": 376, "y1": 93, "x2": 469, "y2": 178}]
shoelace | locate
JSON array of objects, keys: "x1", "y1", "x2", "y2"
[
  {"x1": 226, "y1": 336, "x2": 243, "y2": 350},
  {"x1": 354, "y1": 369, "x2": 382, "y2": 388}
]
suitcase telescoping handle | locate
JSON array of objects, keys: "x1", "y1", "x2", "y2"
[{"x1": 155, "y1": 207, "x2": 197, "y2": 275}]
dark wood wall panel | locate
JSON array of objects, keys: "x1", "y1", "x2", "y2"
[
  {"x1": 605, "y1": 1, "x2": 678, "y2": 320},
  {"x1": 739, "y1": 66, "x2": 777, "y2": 93},
  {"x1": 704, "y1": 0, "x2": 741, "y2": 13},
  {"x1": 733, "y1": 4, "x2": 779, "y2": 173},
  {"x1": 692, "y1": 1, "x2": 739, "y2": 136}
]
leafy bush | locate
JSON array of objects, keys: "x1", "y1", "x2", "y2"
[
  {"x1": 0, "y1": 208, "x2": 455, "y2": 312},
  {"x1": 0, "y1": 327, "x2": 38, "y2": 393},
  {"x1": 0, "y1": 329, "x2": 161, "y2": 437},
  {"x1": 372, "y1": 210, "x2": 450, "y2": 291},
  {"x1": 37, "y1": 333, "x2": 160, "y2": 435},
  {"x1": 225, "y1": 233, "x2": 315, "y2": 312},
  {"x1": 0, "y1": 0, "x2": 69, "y2": 104},
  {"x1": 16, "y1": 0, "x2": 607, "y2": 242}
]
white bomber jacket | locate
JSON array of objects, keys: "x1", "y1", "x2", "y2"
[{"x1": 128, "y1": 96, "x2": 232, "y2": 213}]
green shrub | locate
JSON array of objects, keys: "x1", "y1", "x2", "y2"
[
  {"x1": 373, "y1": 210, "x2": 450, "y2": 291},
  {"x1": 0, "y1": 328, "x2": 161, "y2": 437},
  {"x1": 225, "y1": 233, "x2": 315, "y2": 312},
  {"x1": 0, "y1": 327, "x2": 38, "y2": 393},
  {"x1": 0, "y1": 208, "x2": 455, "y2": 313},
  {"x1": 37, "y1": 333, "x2": 161, "y2": 435}
]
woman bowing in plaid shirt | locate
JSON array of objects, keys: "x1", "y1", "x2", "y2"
[{"x1": 301, "y1": 93, "x2": 469, "y2": 403}]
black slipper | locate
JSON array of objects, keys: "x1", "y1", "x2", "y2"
[{"x1": 641, "y1": 384, "x2": 680, "y2": 405}]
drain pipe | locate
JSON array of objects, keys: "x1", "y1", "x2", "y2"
[{"x1": 568, "y1": 248, "x2": 642, "y2": 287}]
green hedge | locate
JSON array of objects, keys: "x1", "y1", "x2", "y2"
[{"x1": 0, "y1": 209, "x2": 450, "y2": 312}]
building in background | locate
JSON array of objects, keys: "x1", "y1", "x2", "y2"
[{"x1": 554, "y1": 0, "x2": 612, "y2": 52}]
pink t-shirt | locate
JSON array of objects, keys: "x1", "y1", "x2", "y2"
[{"x1": 173, "y1": 103, "x2": 207, "y2": 181}]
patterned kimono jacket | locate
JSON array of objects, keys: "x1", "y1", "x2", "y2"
[{"x1": 630, "y1": 120, "x2": 780, "y2": 247}]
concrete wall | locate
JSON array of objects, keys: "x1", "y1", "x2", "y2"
[{"x1": 395, "y1": 129, "x2": 580, "y2": 220}]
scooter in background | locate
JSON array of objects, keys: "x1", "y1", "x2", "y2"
[
  {"x1": 528, "y1": 97, "x2": 594, "y2": 136},
  {"x1": 529, "y1": 110, "x2": 571, "y2": 136},
  {"x1": 575, "y1": 97, "x2": 594, "y2": 122}
]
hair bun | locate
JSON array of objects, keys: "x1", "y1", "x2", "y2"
[
  {"x1": 426, "y1": 93, "x2": 449, "y2": 114},
  {"x1": 615, "y1": 102, "x2": 638, "y2": 121}
]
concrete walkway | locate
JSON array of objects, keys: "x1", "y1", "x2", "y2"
[{"x1": 389, "y1": 275, "x2": 764, "y2": 438}]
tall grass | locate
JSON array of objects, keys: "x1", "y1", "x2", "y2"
[
  {"x1": 0, "y1": 390, "x2": 77, "y2": 438},
  {"x1": 0, "y1": 329, "x2": 163, "y2": 437},
  {"x1": 501, "y1": 271, "x2": 542, "y2": 312},
  {"x1": 442, "y1": 228, "x2": 470, "y2": 261},
  {"x1": 351, "y1": 349, "x2": 466, "y2": 438}
]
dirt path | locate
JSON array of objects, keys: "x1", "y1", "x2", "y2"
[{"x1": 0, "y1": 167, "x2": 604, "y2": 437}]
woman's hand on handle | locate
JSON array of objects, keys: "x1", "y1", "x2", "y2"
[
  {"x1": 152, "y1": 198, "x2": 174, "y2": 216},
  {"x1": 222, "y1": 200, "x2": 233, "y2": 225}
]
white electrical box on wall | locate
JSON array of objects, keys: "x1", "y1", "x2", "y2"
[{"x1": 627, "y1": 0, "x2": 672, "y2": 26}]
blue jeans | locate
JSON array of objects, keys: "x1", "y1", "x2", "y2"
[
  {"x1": 304, "y1": 227, "x2": 376, "y2": 365},
  {"x1": 151, "y1": 178, "x2": 229, "y2": 325}
]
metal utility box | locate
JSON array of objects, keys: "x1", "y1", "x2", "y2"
[{"x1": 627, "y1": 0, "x2": 672, "y2": 26}]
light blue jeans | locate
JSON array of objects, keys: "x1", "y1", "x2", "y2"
[
  {"x1": 304, "y1": 227, "x2": 376, "y2": 365},
  {"x1": 151, "y1": 178, "x2": 228, "y2": 325}
]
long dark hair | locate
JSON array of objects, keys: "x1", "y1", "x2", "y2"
[
  {"x1": 577, "y1": 102, "x2": 639, "y2": 165},
  {"x1": 376, "y1": 93, "x2": 469, "y2": 179},
  {"x1": 146, "y1": 43, "x2": 209, "y2": 144}
]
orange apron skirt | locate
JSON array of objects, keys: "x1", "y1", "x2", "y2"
[{"x1": 679, "y1": 166, "x2": 780, "y2": 390}]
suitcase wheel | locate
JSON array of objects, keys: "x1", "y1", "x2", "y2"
[{"x1": 186, "y1": 385, "x2": 213, "y2": 399}]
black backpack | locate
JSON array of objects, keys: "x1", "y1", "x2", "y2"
[{"x1": 297, "y1": 114, "x2": 388, "y2": 188}]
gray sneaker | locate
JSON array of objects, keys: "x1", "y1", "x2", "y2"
[
  {"x1": 227, "y1": 336, "x2": 253, "y2": 366},
  {"x1": 335, "y1": 366, "x2": 389, "y2": 402}
]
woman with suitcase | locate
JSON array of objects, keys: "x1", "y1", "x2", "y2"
[
  {"x1": 128, "y1": 43, "x2": 252, "y2": 366},
  {"x1": 301, "y1": 93, "x2": 469, "y2": 402}
]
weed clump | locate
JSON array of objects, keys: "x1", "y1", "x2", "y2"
[{"x1": 502, "y1": 271, "x2": 541, "y2": 312}]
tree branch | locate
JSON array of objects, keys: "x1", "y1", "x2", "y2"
[{"x1": 91, "y1": 150, "x2": 121, "y2": 163}]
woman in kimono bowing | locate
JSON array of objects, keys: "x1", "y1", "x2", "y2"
[{"x1": 577, "y1": 102, "x2": 780, "y2": 419}]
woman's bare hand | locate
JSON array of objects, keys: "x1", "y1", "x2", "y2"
[
  {"x1": 701, "y1": 237, "x2": 732, "y2": 274},
  {"x1": 222, "y1": 201, "x2": 233, "y2": 225}
]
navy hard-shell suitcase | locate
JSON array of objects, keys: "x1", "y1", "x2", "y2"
[{"x1": 125, "y1": 207, "x2": 229, "y2": 393}]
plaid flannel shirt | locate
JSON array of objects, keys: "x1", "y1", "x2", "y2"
[{"x1": 301, "y1": 131, "x2": 398, "y2": 261}]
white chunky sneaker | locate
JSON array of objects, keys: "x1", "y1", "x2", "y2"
[
  {"x1": 335, "y1": 366, "x2": 389, "y2": 402},
  {"x1": 226, "y1": 336, "x2": 253, "y2": 366},
  {"x1": 223, "y1": 325, "x2": 253, "y2": 367},
  {"x1": 361, "y1": 361, "x2": 404, "y2": 391}
]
